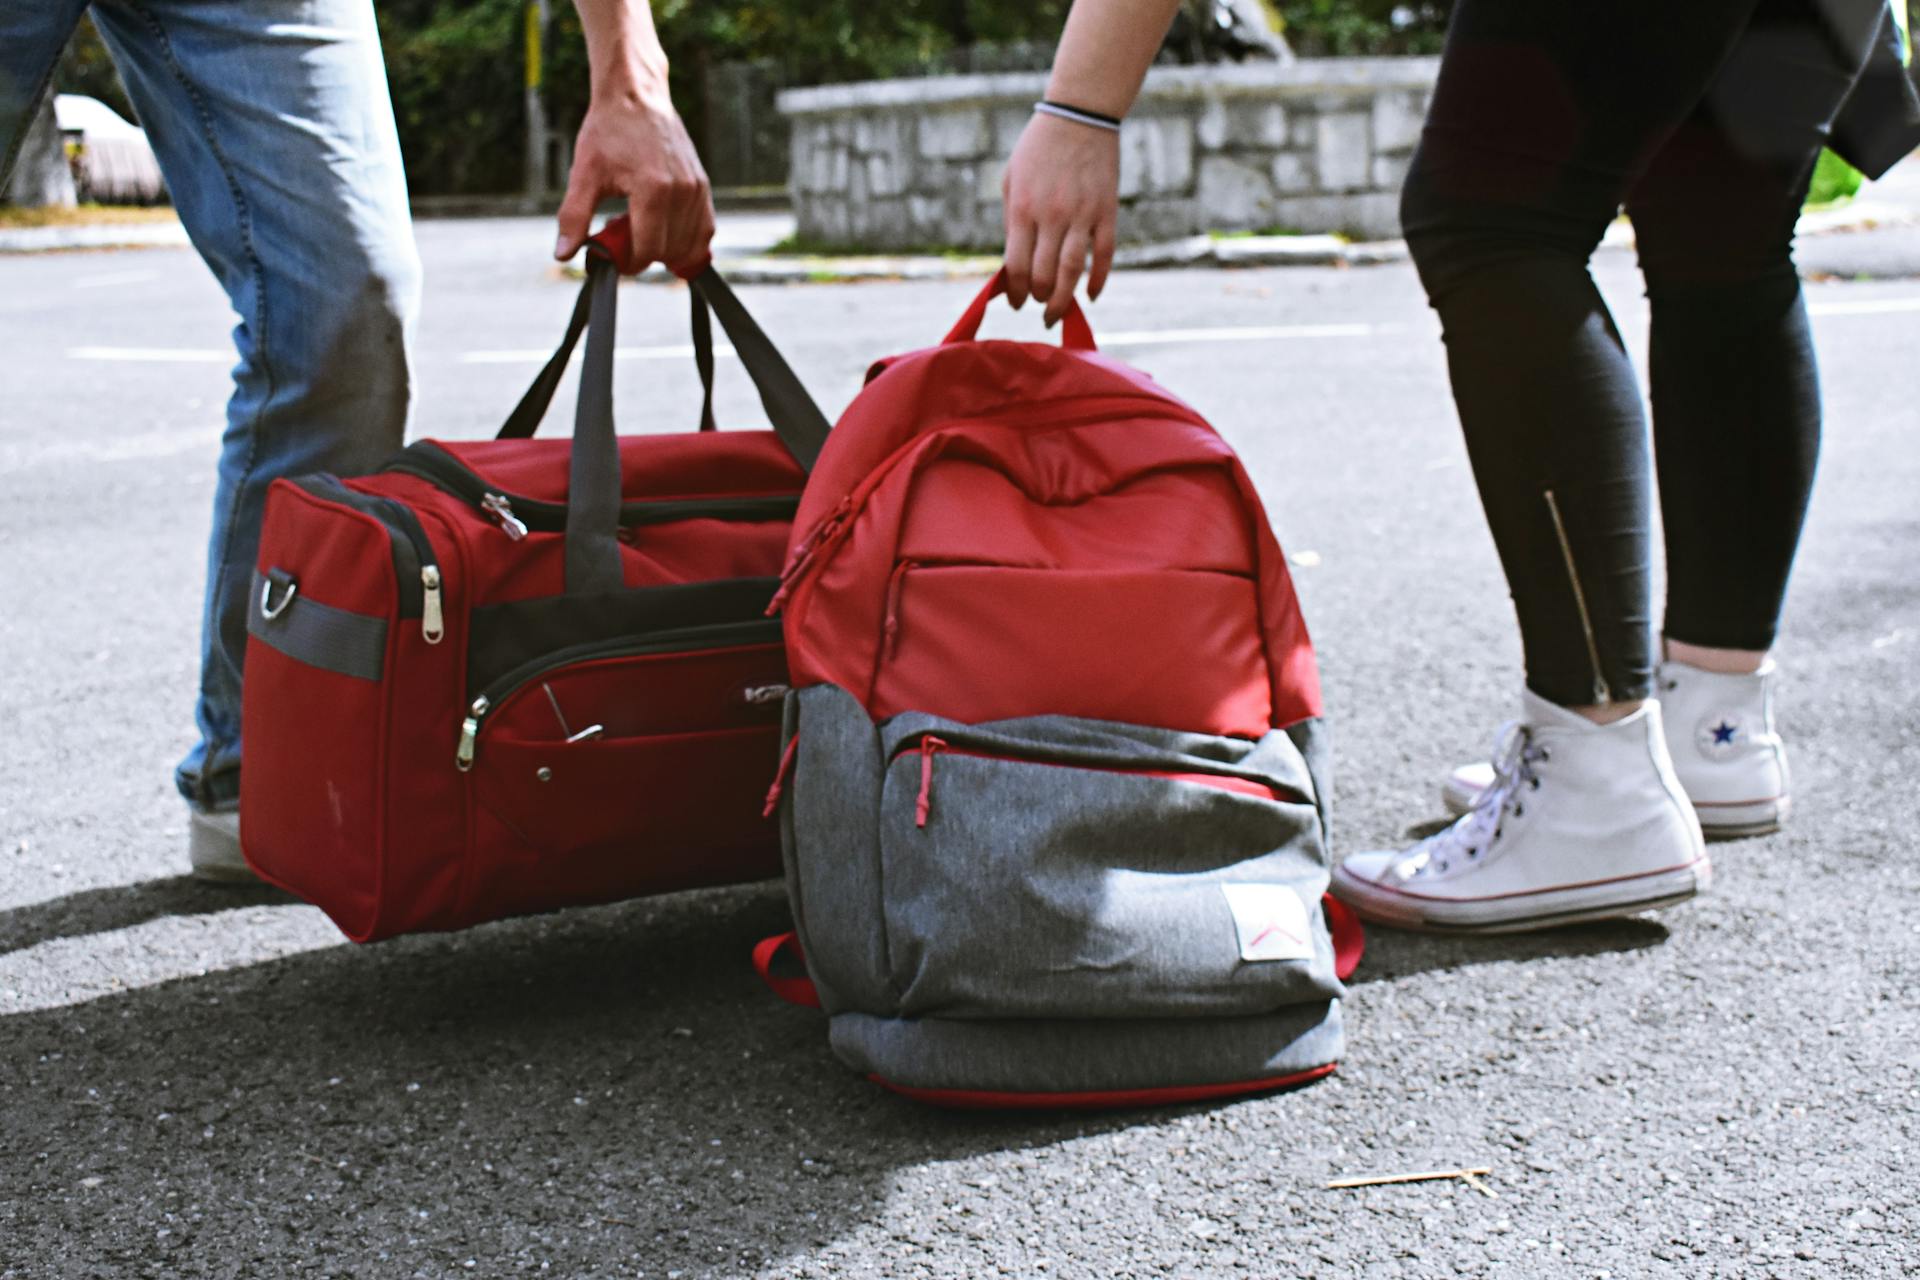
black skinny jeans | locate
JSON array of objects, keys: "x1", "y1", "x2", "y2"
[{"x1": 1401, "y1": 0, "x2": 1887, "y2": 705}]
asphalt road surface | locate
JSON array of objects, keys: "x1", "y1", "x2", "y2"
[{"x1": 2, "y1": 219, "x2": 1917, "y2": 1279}]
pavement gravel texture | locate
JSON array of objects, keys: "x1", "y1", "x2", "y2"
[{"x1": 2, "y1": 215, "x2": 1917, "y2": 1279}]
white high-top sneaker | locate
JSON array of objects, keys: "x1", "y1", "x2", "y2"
[
  {"x1": 1654, "y1": 660, "x2": 1789, "y2": 836},
  {"x1": 1334, "y1": 691, "x2": 1710, "y2": 934},
  {"x1": 1442, "y1": 660, "x2": 1791, "y2": 838}
]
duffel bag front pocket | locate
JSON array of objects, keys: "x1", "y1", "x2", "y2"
[
  {"x1": 461, "y1": 624, "x2": 789, "y2": 922},
  {"x1": 874, "y1": 716, "x2": 1341, "y2": 1021}
]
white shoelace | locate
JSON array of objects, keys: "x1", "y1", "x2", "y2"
[{"x1": 1402, "y1": 723, "x2": 1549, "y2": 879}]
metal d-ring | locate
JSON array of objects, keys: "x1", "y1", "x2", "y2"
[{"x1": 261, "y1": 576, "x2": 298, "y2": 621}]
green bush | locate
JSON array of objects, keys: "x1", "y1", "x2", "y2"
[
  {"x1": 1806, "y1": 148, "x2": 1865, "y2": 208},
  {"x1": 1273, "y1": 0, "x2": 1451, "y2": 55}
]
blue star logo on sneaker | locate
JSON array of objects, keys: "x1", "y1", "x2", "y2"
[{"x1": 1696, "y1": 714, "x2": 1744, "y2": 757}]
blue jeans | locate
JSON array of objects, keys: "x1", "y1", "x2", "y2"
[{"x1": 1, "y1": 0, "x2": 420, "y2": 809}]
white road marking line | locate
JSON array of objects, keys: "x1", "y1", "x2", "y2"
[
  {"x1": 459, "y1": 343, "x2": 738, "y2": 364},
  {"x1": 68, "y1": 346, "x2": 230, "y2": 363},
  {"x1": 1806, "y1": 296, "x2": 1920, "y2": 317},
  {"x1": 76, "y1": 269, "x2": 161, "y2": 289},
  {"x1": 0, "y1": 423, "x2": 222, "y2": 475},
  {"x1": 1099, "y1": 322, "x2": 1382, "y2": 346},
  {"x1": 457, "y1": 324, "x2": 1385, "y2": 363}
]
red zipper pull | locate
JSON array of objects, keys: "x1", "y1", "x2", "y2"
[
  {"x1": 767, "y1": 498, "x2": 853, "y2": 617},
  {"x1": 882, "y1": 560, "x2": 914, "y2": 657},
  {"x1": 914, "y1": 735, "x2": 946, "y2": 828},
  {"x1": 763, "y1": 733, "x2": 801, "y2": 818}
]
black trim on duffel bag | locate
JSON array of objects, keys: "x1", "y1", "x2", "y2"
[
  {"x1": 247, "y1": 568, "x2": 388, "y2": 682},
  {"x1": 466, "y1": 575, "x2": 781, "y2": 697}
]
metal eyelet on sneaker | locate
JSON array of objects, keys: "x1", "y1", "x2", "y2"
[{"x1": 1530, "y1": 778, "x2": 1541, "y2": 790}]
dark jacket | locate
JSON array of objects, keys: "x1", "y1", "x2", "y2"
[{"x1": 1831, "y1": 3, "x2": 1920, "y2": 177}]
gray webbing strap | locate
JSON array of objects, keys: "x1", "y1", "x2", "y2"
[
  {"x1": 564, "y1": 261, "x2": 627, "y2": 596},
  {"x1": 247, "y1": 568, "x2": 387, "y2": 682}
]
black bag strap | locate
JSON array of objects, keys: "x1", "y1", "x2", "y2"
[
  {"x1": 496, "y1": 278, "x2": 593, "y2": 442},
  {"x1": 503, "y1": 219, "x2": 833, "y2": 596},
  {"x1": 493, "y1": 258, "x2": 829, "y2": 471},
  {"x1": 692, "y1": 287, "x2": 717, "y2": 434},
  {"x1": 688, "y1": 265, "x2": 830, "y2": 470}
]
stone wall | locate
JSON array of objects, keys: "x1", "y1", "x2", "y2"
[{"x1": 778, "y1": 59, "x2": 1439, "y2": 251}]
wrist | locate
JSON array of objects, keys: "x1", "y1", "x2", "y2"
[
  {"x1": 1043, "y1": 74, "x2": 1133, "y2": 122},
  {"x1": 592, "y1": 38, "x2": 671, "y2": 105},
  {"x1": 1034, "y1": 100, "x2": 1123, "y2": 132}
]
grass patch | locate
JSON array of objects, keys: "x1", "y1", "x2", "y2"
[
  {"x1": 1209, "y1": 226, "x2": 1325, "y2": 241},
  {"x1": 0, "y1": 203, "x2": 177, "y2": 229},
  {"x1": 766, "y1": 232, "x2": 991, "y2": 259}
]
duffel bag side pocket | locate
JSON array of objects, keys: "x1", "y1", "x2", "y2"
[{"x1": 241, "y1": 480, "x2": 424, "y2": 941}]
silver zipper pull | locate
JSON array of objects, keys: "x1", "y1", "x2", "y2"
[
  {"x1": 421, "y1": 565, "x2": 445, "y2": 644},
  {"x1": 481, "y1": 493, "x2": 528, "y2": 540},
  {"x1": 455, "y1": 695, "x2": 489, "y2": 771}
]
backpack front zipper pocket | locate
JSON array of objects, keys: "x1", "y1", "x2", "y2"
[{"x1": 868, "y1": 720, "x2": 1337, "y2": 1021}]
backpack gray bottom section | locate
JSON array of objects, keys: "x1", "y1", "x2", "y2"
[
  {"x1": 780, "y1": 683, "x2": 1348, "y2": 1097},
  {"x1": 829, "y1": 999, "x2": 1345, "y2": 1096}
]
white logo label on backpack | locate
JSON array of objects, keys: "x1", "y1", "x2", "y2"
[{"x1": 1221, "y1": 884, "x2": 1314, "y2": 963}]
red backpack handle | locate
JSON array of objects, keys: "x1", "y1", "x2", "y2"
[{"x1": 943, "y1": 267, "x2": 1098, "y2": 351}]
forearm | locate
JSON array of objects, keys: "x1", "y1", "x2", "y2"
[
  {"x1": 1045, "y1": 0, "x2": 1185, "y2": 117},
  {"x1": 570, "y1": 0, "x2": 671, "y2": 103},
  {"x1": 555, "y1": 0, "x2": 711, "y2": 270}
]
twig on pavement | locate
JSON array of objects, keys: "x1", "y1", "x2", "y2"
[{"x1": 1326, "y1": 1166, "x2": 1496, "y2": 1196}]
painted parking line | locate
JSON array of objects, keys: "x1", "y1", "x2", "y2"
[
  {"x1": 456, "y1": 324, "x2": 1387, "y2": 363},
  {"x1": 1806, "y1": 296, "x2": 1920, "y2": 317},
  {"x1": 68, "y1": 346, "x2": 230, "y2": 363},
  {"x1": 459, "y1": 343, "x2": 738, "y2": 364},
  {"x1": 75, "y1": 269, "x2": 161, "y2": 289},
  {"x1": 1099, "y1": 322, "x2": 1385, "y2": 346}
]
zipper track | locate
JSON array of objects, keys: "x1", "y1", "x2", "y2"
[
  {"x1": 295, "y1": 475, "x2": 437, "y2": 618},
  {"x1": 457, "y1": 617, "x2": 783, "y2": 769},
  {"x1": 886, "y1": 731, "x2": 1292, "y2": 801},
  {"x1": 773, "y1": 400, "x2": 1219, "y2": 616},
  {"x1": 386, "y1": 441, "x2": 801, "y2": 532},
  {"x1": 1542, "y1": 488, "x2": 1612, "y2": 706}
]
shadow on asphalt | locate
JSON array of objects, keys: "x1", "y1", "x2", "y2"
[
  {"x1": 0, "y1": 879, "x2": 1188, "y2": 1274},
  {"x1": 0, "y1": 874, "x2": 297, "y2": 957},
  {"x1": 0, "y1": 869, "x2": 1668, "y2": 1271},
  {"x1": 1348, "y1": 917, "x2": 1671, "y2": 987}
]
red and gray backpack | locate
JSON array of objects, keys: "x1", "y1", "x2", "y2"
[{"x1": 757, "y1": 273, "x2": 1362, "y2": 1107}]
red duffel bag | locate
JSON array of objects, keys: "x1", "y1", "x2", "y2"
[{"x1": 238, "y1": 221, "x2": 830, "y2": 941}]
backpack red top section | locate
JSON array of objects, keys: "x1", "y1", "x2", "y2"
[{"x1": 772, "y1": 272, "x2": 1322, "y2": 738}]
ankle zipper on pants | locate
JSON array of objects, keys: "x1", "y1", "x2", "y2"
[{"x1": 1543, "y1": 488, "x2": 1612, "y2": 706}]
